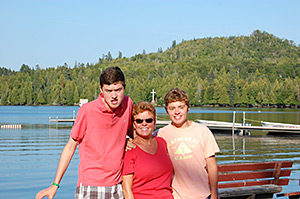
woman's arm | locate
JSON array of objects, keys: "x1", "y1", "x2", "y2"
[{"x1": 122, "y1": 174, "x2": 135, "y2": 199}]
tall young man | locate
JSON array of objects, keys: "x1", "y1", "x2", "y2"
[
  {"x1": 158, "y1": 88, "x2": 220, "y2": 199},
  {"x1": 36, "y1": 66, "x2": 133, "y2": 199}
]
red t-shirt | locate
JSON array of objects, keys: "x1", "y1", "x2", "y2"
[
  {"x1": 71, "y1": 94, "x2": 133, "y2": 186},
  {"x1": 123, "y1": 137, "x2": 174, "y2": 199}
]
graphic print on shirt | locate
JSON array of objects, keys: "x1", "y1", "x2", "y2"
[{"x1": 169, "y1": 136, "x2": 199, "y2": 160}]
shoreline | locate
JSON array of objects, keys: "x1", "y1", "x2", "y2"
[{"x1": 1, "y1": 104, "x2": 300, "y2": 109}]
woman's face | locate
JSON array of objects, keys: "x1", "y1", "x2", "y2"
[{"x1": 133, "y1": 111, "x2": 156, "y2": 139}]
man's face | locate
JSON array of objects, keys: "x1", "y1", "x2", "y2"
[
  {"x1": 101, "y1": 81, "x2": 125, "y2": 111},
  {"x1": 166, "y1": 101, "x2": 189, "y2": 128}
]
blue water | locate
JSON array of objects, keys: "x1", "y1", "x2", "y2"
[
  {"x1": 0, "y1": 106, "x2": 79, "y2": 198},
  {"x1": 0, "y1": 106, "x2": 299, "y2": 198}
]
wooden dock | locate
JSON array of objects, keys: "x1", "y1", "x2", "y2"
[
  {"x1": 49, "y1": 118, "x2": 75, "y2": 128},
  {"x1": 49, "y1": 118, "x2": 75, "y2": 123},
  {"x1": 205, "y1": 124, "x2": 300, "y2": 134}
]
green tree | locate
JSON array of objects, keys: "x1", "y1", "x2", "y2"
[
  {"x1": 20, "y1": 64, "x2": 31, "y2": 73},
  {"x1": 107, "y1": 51, "x2": 112, "y2": 60},
  {"x1": 19, "y1": 87, "x2": 26, "y2": 105},
  {"x1": 118, "y1": 51, "x2": 122, "y2": 59},
  {"x1": 25, "y1": 82, "x2": 33, "y2": 105},
  {"x1": 0, "y1": 82, "x2": 9, "y2": 105},
  {"x1": 73, "y1": 83, "x2": 80, "y2": 105},
  {"x1": 172, "y1": 40, "x2": 176, "y2": 48},
  {"x1": 10, "y1": 87, "x2": 19, "y2": 105},
  {"x1": 36, "y1": 90, "x2": 46, "y2": 104}
]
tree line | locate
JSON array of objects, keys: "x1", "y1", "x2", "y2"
[{"x1": 1, "y1": 30, "x2": 300, "y2": 107}]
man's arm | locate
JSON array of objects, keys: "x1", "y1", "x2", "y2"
[
  {"x1": 206, "y1": 155, "x2": 219, "y2": 199},
  {"x1": 127, "y1": 126, "x2": 135, "y2": 139},
  {"x1": 122, "y1": 174, "x2": 135, "y2": 199},
  {"x1": 125, "y1": 125, "x2": 137, "y2": 151},
  {"x1": 35, "y1": 136, "x2": 78, "y2": 199}
]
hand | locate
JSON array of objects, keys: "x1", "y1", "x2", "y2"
[
  {"x1": 35, "y1": 185, "x2": 58, "y2": 199},
  {"x1": 210, "y1": 192, "x2": 220, "y2": 199},
  {"x1": 125, "y1": 137, "x2": 136, "y2": 151}
]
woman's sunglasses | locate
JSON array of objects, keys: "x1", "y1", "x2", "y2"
[{"x1": 134, "y1": 118, "x2": 154, "y2": 124}]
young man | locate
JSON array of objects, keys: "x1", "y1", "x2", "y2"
[
  {"x1": 36, "y1": 66, "x2": 133, "y2": 199},
  {"x1": 157, "y1": 88, "x2": 220, "y2": 199}
]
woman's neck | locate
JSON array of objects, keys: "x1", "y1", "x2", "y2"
[
  {"x1": 134, "y1": 135, "x2": 157, "y2": 155},
  {"x1": 134, "y1": 135, "x2": 153, "y2": 145}
]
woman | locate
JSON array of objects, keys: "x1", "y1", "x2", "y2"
[{"x1": 122, "y1": 101, "x2": 174, "y2": 199}]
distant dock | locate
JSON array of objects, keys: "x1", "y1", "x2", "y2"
[
  {"x1": 49, "y1": 117, "x2": 76, "y2": 128},
  {"x1": 49, "y1": 118, "x2": 76, "y2": 123},
  {"x1": 48, "y1": 117, "x2": 300, "y2": 135},
  {"x1": 49, "y1": 118, "x2": 170, "y2": 127},
  {"x1": 203, "y1": 124, "x2": 300, "y2": 135}
]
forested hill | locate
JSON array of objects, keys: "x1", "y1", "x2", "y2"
[{"x1": 1, "y1": 30, "x2": 300, "y2": 107}]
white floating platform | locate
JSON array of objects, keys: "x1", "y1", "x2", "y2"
[{"x1": 1, "y1": 124, "x2": 22, "y2": 129}]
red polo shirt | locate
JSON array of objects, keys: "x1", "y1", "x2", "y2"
[{"x1": 71, "y1": 94, "x2": 133, "y2": 186}]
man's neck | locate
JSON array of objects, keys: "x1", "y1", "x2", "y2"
[{"x1": 172, "y1": 120, "x2": 192, "y2": 129}]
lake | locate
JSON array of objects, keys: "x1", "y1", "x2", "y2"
[{"x1": 0, "y1": 106, "x2": 299, "y2": 198}]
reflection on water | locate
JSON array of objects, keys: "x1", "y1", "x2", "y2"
[
  {"x1": 0, "y1": 127, "x2": 79, "y2": 199},
  {"x1": 1, "y1": 106, "x2": 300, "y2": 198}
]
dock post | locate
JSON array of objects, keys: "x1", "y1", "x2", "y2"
[
  {"x1": 56, "y1": 116, "x2": 58, "y2": 129},
  {"x1": 232, "y1": 111, "x2": 236, "y2": 156},
  {"x1": 49, "y1": 117, "x2": 51, "y2": 128},
  {"x1": 73, "y1": 110, "x2": 75, "y2": 119},
  {"x1": 239, "y1": 111, "x2": 246, "y2": 136},
  {"x1": 243, "y1": 137, "x2": 246, "y2": 159}
]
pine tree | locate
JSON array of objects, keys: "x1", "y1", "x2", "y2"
[
  {"x1": 73, "y1": 83, "x2": 80, "y2": 105},
  {"x1": 36, "y1": 90, "x2": 46, "y2": 104},
  {"x1": 172, "y1": 40, "x2": 176, "y2": 48},
  {"x1": 118, "y1": 51, "x2": 122, "y2": 59},
  {"x1": 19, "y1": 88, "x2": 26, "y2": 105},
  {"x1": 10, "y1": 87, "x2": 19, "y2": 105},
  {"x1": 107, "y1": 51, "x2": 112, "y2": 60},
  {"x1": 0, "y1": 83, "x2": 9, "y2": 105}
]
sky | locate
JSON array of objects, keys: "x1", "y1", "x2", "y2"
[{"x1": 1, "y1": 0, "x2": 300, "y2": 71}]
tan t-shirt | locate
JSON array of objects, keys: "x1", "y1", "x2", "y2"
[{"x1": 158, "y1": 121, "x2": 220, "y2": 199}]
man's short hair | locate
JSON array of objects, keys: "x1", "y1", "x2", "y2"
[
  {"x1": 164, "y1": 88, "x2": 190, "y2": 108},
  {"x1": 132, "y1": 101, "x2": 156, "y2": 122},
  {"x1": 100, "y1": 66, "x2": 126, "y2": 88}
]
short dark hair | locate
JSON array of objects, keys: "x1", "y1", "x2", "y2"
[
  {"x1": 164, "y1": 88, "x2": 190, "y2": 108},
  {"x1": 100, "y1": 66, "x2": 126, "y2": 88}
]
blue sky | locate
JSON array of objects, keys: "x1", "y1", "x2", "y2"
[{"x1": 1, "y1": 0, "x2": 299, "y2": 71}]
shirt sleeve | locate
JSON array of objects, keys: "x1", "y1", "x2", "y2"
[
  {"x1": 70, "y1": 105, "x2": 87, "y2": 143},
  {"x1": 157, "y1": 137, "x2": 168, "y2": 152},
  {"x1": 156, "y1": 128, "x2": 164, "y2": 138},
  {"x1": 123, "y1": 150, "x2": 136, "y2": 175},
  {"x1": 128, "y1": 97, "x2": 134, "y2": 128},
  {"x1": 202, "y1": 125, "x2": 220, "y2": 158}
]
